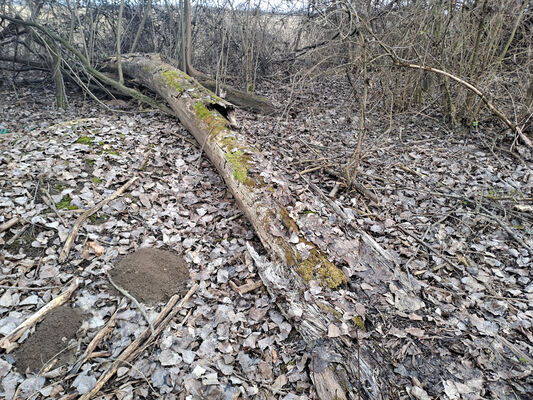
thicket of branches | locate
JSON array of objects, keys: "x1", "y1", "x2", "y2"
[{"x1": 1, "y1": 0, "x2": 532, "y2": 151}]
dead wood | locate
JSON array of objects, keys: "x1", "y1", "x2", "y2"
[
  {"x1": 0, "y1": 216, "x2": 21, "y2": 233},
  {"x1": 68, "y1": 299, "x2": 125, "y2": 376},
  {"x1": 77, "y1": 283, "x2": 198, "y2": 400},
  {"x1": 106, "y1": 53, "x2": 410, "y2": 399},
  {"x1": 193, "y1": 74, "x2": 275, "y2": 114},
  {"x1": 397, "y1": 61, "x2": 533, "y2": 150}
]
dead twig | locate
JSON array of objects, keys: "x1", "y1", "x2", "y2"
[
  {"x1": 299, "y1": 163, "x2": 334, "y2": 175},
  {"x1": 58, "y1": 177, "x2": 138, "y2": 263},
  {"x1": 324, "y1": 167, "x2": 380, "y2": 204},
  {"x1": 229, "y1": 280, "x2": 263, "y2": 295},
  {"x1": 396, "y1": 225, "x2": 463, "y2": 272},
  {"x1": 41, "y1": 186, "x2": 67, "y2": 226},
  {"x1": 0, "y1": 278, "x2": 80, "y2": 353},
  {"x1": 0, "y1": 216, "x2": 21, "y2": 233},
  {"x1": 106, "y1": 272, "x2": 154, "y2": 334},
  {"x1": 6, "y1": 225, "x2": 28, "y2": 245},
  {"x1": 77, "y1": 283, "x2": 198, "y2": 400},
  {"x1": 137, "y1": 150, "x2": 151, "y2": 170},
  {"x1": 480, "y1": 206, "x2": 532, "y2": 253},
  {"x1": 68, "y1": 299, "x2": 126, "y2": 376},
  {"x1": 0, "y1": 284, "x2": 61, "y2": 290}
]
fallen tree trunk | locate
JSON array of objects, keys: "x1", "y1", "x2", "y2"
[
  {"x1": 192, "y1": 72, "x2": 276, "y2": 115},
  {"x1": 111, "y1": 53, "x2": 425, "y2": 399}
]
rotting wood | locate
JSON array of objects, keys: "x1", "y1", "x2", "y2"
[
  {"x1": 58, "y1": 177, "x2": 138, "y2": 263},
  {"x1": 194, "y1": 74, "x2": 275, "y2": 114},
  {"x1": 229, "y1": 279, "x2": 263, "y2": 295},
  {"x1": 112, "y1": 54, "x2": 347, "y2": 292},
  {"x1": 108, "y1": 54, "x2": 393, "y2": 399},
  {"x1": 77, "y1": 283, "x2": 198, "y2": 400},
  {"x1": 0, "y1": 278, "x2": 80, "y2": 353}
]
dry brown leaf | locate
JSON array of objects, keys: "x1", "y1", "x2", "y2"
[{"x1": 87, "y1": 241, "x2": 105, "y2": 256}]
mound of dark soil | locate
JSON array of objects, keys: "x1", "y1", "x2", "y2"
[
  {"x1": 110, "y1": 248, "x2": 189, "y2": 305},
  {"x1": 13, "y1": 305, "x2": 83, "y2": 373}
]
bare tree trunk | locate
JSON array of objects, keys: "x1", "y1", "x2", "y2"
[
  {"x1": 129, "y1": 0, "x2": 152, "y2": 53},
  {"x1": 183, "y1": 0, "x2": 193, "y2": 73},
  {"x1": 116, "y1": 0, "x2": 125, "y2": 84},
  {"x1": 48, "y1": 42, "x2": 67, "y2": 109},
  {"x1": 180, "y1": 0, "x2": 186, "y2": 71}
]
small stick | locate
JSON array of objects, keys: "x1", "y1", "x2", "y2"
[
  {"x1": 0, "y1": 216, "x2": 21, "y2": 233},
  {"x1": 0, "y1": 284, "x2": 61, "y2": 290},
  {"x1": 59, "y1": 177, "x2": 138, "y2": 263},
  {"x1": 0, "y1": 278, "x2": 80, "y2": 352},
  {"x1": 106, "y1": 272, "x2": 154, "y2": 334},
  {"x1": 77, "y1": 283, "x2": 198, "y2": 400},
  {"x1": 396, "y1": 225, "x2": 463, "y2": 272},
  {"x1": 230, "y1": 280, "x2": 263, "y2": 295},
  {"x1": 137, "y1": 150, "x2": 151, "y2": 170},
  {"x1": 353, "y1": 182, "x2": 380, "y2": 205},
  {"x1": 6, "y1": 225, "x2": 28, "y2": 245},
  {"x1": 41, "y1": 186, "x2": 67, "y2": 226},
  {"x1": 329, "y1": 182, "x2": 341, "y2": 198},
  {"x1": 68, "y1": 299, "x2": 125, "y2": 376},
  {"x1": 480, "y1": 206, "x2": 532, "y2": 253},
  {"x1": 299, "y1": 164, "x2": 334, "y2": 175}
]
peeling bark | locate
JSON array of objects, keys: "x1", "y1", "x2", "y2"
[{"x1": 112, "y1": 53, "x2": 425, "y2": 399}]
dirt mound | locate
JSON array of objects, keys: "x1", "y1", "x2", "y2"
[
  {"x1": 110, "y1": 248, "x2": 189, "y2": 305},
  {"x1": 13, "y1": 305, "x2": 83, "y2": 374}
]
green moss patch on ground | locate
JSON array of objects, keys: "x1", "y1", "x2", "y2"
[
  {"x1": 75, "y1": 135, "x2": 94, "y2": 145},
  {"x1": 56, "y1": 195, "x2": 78, "y2": 210}
]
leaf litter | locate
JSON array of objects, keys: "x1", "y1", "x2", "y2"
[
  {"x1": 238, "y1": 75, "x2": 532, "y2": 398},
  {"x1": 0, "y1": 83, "x2": 311, "y2": 399},
  {"x1": 0, "y1": 74, "x2": 531, "y2": 399}
]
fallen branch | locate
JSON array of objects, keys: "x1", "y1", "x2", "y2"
[
  {"x1": 106, "y1": 272, "x2": 154, "y2": 334},
  {"x1": 480, "y1": 206, "x2": 532, "y2": 253},
  {"x1": 229, "y1": 279, "x2": 263, "y2": 295},
  {"x1": 77, "y1": 283, "x2": 198, "y2": 400},
  {"x1": 396, "y1": 225, "x2": 464, "y2": 272},
  {"x1": 68, "y1": 299, "x2": 125, "y2": 376},
  {"x1": 0, "y1": 278, "x2": 80, "y2": 352},
  {"x1": 396, "y1": 61, "x2": 533, "y2": 150},
  {"x1": 355, "y1": 14, "x2": 533, "y2": 151},
  {"x1": 0, "y1": 15, "x2": 173, "y2": 115},
  {"x1": 0, "y1": 216, "x2": 21, "y2": 233},
  {"x1": 58, "y1": 177, "x2": 138, "y2": 263}
]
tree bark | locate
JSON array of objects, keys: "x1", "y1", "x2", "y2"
[{"x1": 193, "y1": 73, "x2": 275, "y2": 114}]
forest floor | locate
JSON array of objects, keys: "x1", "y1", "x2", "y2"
[{"x1": 0, "y1": 76, "x2": 532, "y2": 400}]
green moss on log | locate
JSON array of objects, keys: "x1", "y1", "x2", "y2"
[
  {"x1": 317, "y1": 301, "x2": 343, "y2": 320},
  {"x1": 352, "y1": 316, "x2": 366, "y2": 331},
  {"x1": 279, "y1": 206, "x2": 300, "y2": 233},
  {"x1": 193, "y1": 101, "x2": 229, "y2": 137},
  {"x1": 161, "y1": 70, "x2": 184, "y2": 92},
  {"x1": 296, "y1": 250, "x2": 347, "y2": 289},
  {"x1": 224, "y1": 150, "x2": 255, "y2": 187}
]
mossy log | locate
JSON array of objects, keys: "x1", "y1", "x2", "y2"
[
  {"x1": 112, "y1": 53, "x2": 410, "y2": 399},
  {"x1": 193, "y1": 74, "x2": 275, "y2": 115},
  {"x1": 113, "y1": 54, "x2": 348, "y2": 290}
]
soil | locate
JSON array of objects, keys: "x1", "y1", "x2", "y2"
[
  {"x1": 13, "y1": 305, "x2": 83, "y2": 374},
  {"x1": 109, "y1": 248, "x2": 190, "y2": 305}
]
